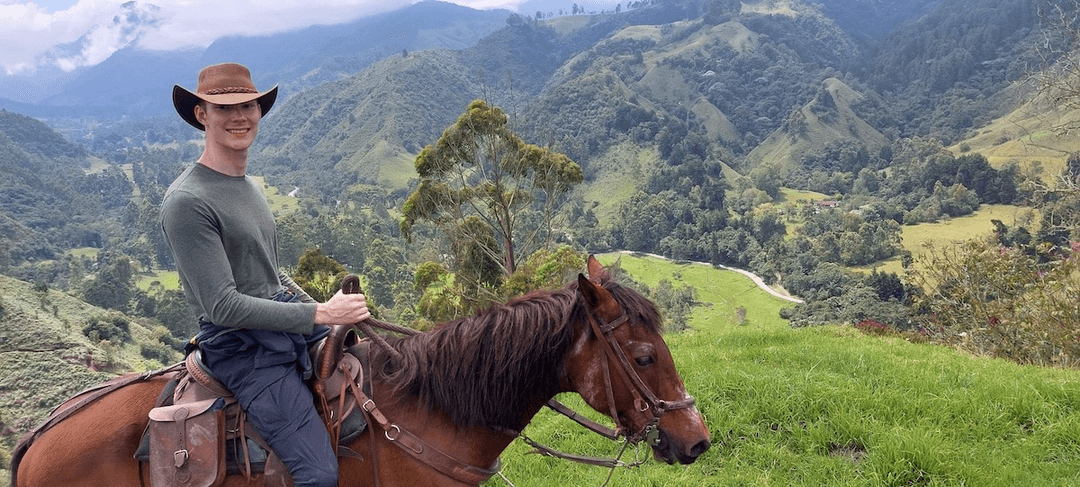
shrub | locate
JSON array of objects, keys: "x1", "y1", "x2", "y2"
[
  {"x1": 913, "y1": 238, "x2": 1080, "y2": 367},
  {"x1": 82, "y1": 315, "x2": 132, "y2": 344},
  {"x1": 855, "y1": 319, "x2": 895, "y2": 336}
]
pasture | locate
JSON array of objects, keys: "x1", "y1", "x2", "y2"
[
  {"x1": 485, "y1": 253, "x2": 1080, "y2": 486},
  {"x1": 852, "y1": 204, "x2": 1036, "y2": 276}
]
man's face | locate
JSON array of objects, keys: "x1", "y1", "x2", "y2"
[{"x1": 195, "y1": 101, "x2": 261, "y2": 153}]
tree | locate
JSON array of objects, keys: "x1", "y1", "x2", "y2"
[
  {"x1": 292, "y1": 248, "x2": 348, "y2": 302},
  {"x1": 1031, "y1": 0, "x2": 1080, "y2": 134},
  {"x1": 83, "y1": 253, "x2": 136, "y2": 312},
  {"x1": 401, "y1": 100, "x2": 583, "y2": 291}
]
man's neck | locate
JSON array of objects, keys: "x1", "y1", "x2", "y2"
[{"x1": 198, "y1": 149, "x2": 248, "y2": 177}]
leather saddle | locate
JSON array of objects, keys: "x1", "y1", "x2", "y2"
[{"x1": 135, "y1": 339, "x2": 370, "y2": 487}]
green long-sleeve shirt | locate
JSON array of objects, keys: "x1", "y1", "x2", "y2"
[{"x1": 161, "y1": 163, "x2": 316, "y2": 333}]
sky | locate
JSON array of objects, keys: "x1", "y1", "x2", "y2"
[{"x1": 0, "y1": 0, "x2": 620, "y2": 76}]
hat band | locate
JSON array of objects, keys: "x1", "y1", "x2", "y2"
[{"x1": 200, "y1": 87, "x2": 260, "y2": 95}]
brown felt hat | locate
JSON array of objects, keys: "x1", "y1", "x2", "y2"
[{"x1": 172, "y1": 63, "x2": 278, "y2": 131}]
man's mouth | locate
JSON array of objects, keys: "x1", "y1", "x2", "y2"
[{"x1": 228, "y1": 128, "x2": 249, "y2": 137}]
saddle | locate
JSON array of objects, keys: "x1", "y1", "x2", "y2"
[{"x1": 135, "y1": 336, "x2": 370, "y2": 487}]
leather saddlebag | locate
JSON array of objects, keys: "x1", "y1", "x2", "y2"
[{"x1": 148, "y1": 397, "x2": 227, "y2": 487}]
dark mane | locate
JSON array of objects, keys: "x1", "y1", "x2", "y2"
[{"x1": 374, "y1": 275, "x2": 663, "y2": 432}]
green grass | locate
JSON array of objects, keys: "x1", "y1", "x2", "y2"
[
  {"x1": 135, "y1": 269, "x2": 181, "y2": 291},
  {"x1": 852, "y1": 204, "x2": 1037, "y2": 276},
  {"x1": 486, "y1": 253, "x2": 1080, "y2": 486},
  {"x1": 251, "y1": 175, "x2": 299, "y2": 214},
  {"x1": 581, "y1": 142, "x2": 659, "y2": 224},
  {"x1": 778, "y1": 187, "x2": 832, "y2": 203},
  {"x1": 68, "y1": 247, "x2": 100, "y2": 260}
]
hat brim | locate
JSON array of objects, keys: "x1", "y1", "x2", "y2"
[{"x1": 172, "y1": 85, "x2": 279, "y2": 131}]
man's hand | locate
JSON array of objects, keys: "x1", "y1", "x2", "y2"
[{"x1": 314, "y1": 290, "x2": 371, "y2": 325}]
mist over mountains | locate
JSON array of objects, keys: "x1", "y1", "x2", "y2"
[{"x1": 0, "y1": 1, "x2": 512, "y2": 113}]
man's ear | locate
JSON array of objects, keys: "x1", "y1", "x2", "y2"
[{"x1": 194, "y1": 103, "x2": 207, "y2": 127}]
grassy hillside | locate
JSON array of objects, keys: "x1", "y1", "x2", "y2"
[
  {"x1": 489, "y1": 253, "x2": 1080, "y2": 486},
  {"x1": 0, "y1": 274, "x2": 181, "y2": 482},
  {"x1": 949, "y1": 96, "x2": 1079, "y2": 179},
  {"x1": 746, "y1": 77, "x2": 887, "y2": 171}
]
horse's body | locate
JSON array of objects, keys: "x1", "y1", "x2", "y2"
[{"x1": 13, "y1": 258, "x2": 710, "y2": 486}]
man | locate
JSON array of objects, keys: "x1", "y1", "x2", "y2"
[{"x1": 162, "y1": 62, "x2": 369, "y2": 486}]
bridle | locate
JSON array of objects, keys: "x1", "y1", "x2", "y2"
[
  {"x1": 519, "y1": 306, "x2": 696, "y2": 480},
  {"x1": 584, "y1": 309, "x2": 697, "y2": 441}
]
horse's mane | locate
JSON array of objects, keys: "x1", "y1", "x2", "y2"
[{"x1": 374, "y1": 275, "x2": 662, "y2": 432}]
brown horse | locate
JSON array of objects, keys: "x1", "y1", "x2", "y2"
[{"x1": 12, "y1": 257, "x2": 710, "y2": 486}]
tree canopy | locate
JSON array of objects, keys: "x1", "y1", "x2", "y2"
[{"x1": 401, "y1": 100, "x2": 583, "y2": 295}]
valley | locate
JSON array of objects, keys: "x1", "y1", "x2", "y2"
[{"x1": 1, "y1": 0, "x2": 1079, "y2": 482}]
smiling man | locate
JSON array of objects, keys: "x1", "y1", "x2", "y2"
[{"x1": 161, "y1": 62, "x2": 370, "y2": 486}]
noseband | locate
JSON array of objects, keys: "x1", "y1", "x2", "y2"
[{"x1": 585, "y1": 310, "x2": 696, "y2": 443}]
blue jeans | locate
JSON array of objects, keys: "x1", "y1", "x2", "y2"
[{"x1": 198, "y1": 292, "x2": 336, "y2": 486}]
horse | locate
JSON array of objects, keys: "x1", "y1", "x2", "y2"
[{"x1": 11, "y1": 256, "x2": 711, "y2": 486}]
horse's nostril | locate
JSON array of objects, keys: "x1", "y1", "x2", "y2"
[{"x1": 688, "y1": 439, "x2": 711, "y2": 458}]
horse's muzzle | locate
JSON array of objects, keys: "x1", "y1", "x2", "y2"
[{"x1": 653, "y1": 428, "x2": 711, "y2": 465}]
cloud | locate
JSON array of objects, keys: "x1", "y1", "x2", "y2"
[
  {"x1": 0, "y1": 1, "x2": 109, "y2": 74},
  {"x1": 0, "y1": 0, "x2": 531, "y2": 76}
]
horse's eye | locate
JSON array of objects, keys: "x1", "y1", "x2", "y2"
[{"x1": 635, "y1": 355, "x2": 655, "y2": 367}]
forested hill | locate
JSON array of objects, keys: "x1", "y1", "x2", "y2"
[
  {"x1": 245, "y1": 0, "x2": 1049, "y2": 202},
  {"x1": 0, "y1": 0, "x2": 1064, "y2": 278},
  {"x1": 0, "y1": 111, "x2": 117, "y2": 267},
  {"x1": 0, "y1": 111, "x2": 85, "y2": 160}
]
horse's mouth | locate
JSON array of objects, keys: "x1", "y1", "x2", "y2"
[{"x1": 652, "y1": 429, "x2": 711, "y2": 465}]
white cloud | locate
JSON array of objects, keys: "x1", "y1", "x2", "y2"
[{"x1": 0, "y1": 0, "x2": 532, "y2": 76}]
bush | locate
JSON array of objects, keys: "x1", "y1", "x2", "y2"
[
  {"x1": 914, "y1": 238, "x2": 1080, "y2": 367},
  {"x1": 82, "y1": 315, "x2": 132, "y2": 344}
]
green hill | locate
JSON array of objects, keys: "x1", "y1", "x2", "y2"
[
  {"x1": 947, "y1": 92, "x2": 1078, "y2": 178},
  {"x1": 252, "y1": 1, "x2": 862, "y2": 200},
  {"x1": 746, "y1": 77, "x2": 887, "y2": 171},
  {"x1": 0, "y1": 274, "x2": 181, "y2": 480},
  {"x1": 251, "y1": 49, "x2": 477, "y2": 198}
]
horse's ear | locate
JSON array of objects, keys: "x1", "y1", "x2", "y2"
[
  {"x1": 586, "y1": 255, "x2": 608, "y2": 283},
  {"x1": 578, "y1": 273, "x2": 603, "y2": 309}
]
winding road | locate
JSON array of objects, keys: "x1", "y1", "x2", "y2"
[{"x1": 612, "y1": 251, "x2": 804, "y2": 304}]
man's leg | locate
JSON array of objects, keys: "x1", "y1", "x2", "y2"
[{"x1": 244, "y1": 366, "x2": 338, "y2": 487}]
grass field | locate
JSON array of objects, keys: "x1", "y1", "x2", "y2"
[
  {"x1": 581, "y1": 142, "x2": 659, "y2": 224},
  {"x1": 485, "y1": 253, "x2": 1080, "y2": 486},
  {"x1": 135, "y1": 269, "x2": 180, "y2": 291},
  {"x1": 250, "y1": 175, "x2": 299, "y2": 214},
  {"x1": 853, "y1": 204, "x2": 1037, "y2": 276}
]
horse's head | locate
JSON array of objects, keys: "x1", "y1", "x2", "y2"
[{"x1": 564, "y1": 256, "x2": 711, "y2": 465}]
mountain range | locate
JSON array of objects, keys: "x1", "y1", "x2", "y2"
[
  {"x1": 0, "y1": 0, "x2": 1071, "y2": 263},
  {"x1": 0, "y1": 1, "x2": 512, "y2": 115},
  {"x1": 229, "y1": 0, "x2": 1053, "y2": 200}
]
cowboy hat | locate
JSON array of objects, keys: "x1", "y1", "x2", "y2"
[{"x1": 173, "y1": 62, "x2": 278, "y2": 131}]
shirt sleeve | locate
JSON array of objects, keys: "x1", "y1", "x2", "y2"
[{"x1": 161, "y1": 189, "x2": 316, "y2": 334}]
